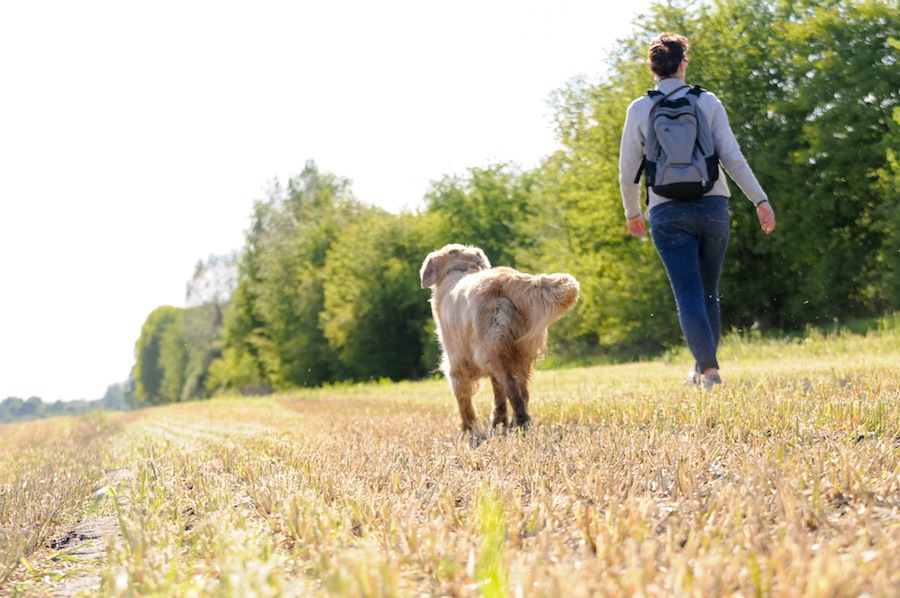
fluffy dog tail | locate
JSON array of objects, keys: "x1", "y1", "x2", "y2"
[{"x1": 510, "y1": 273, "x2": 580, "y2": 349}]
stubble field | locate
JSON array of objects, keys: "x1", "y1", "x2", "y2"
[{"x1": 1, "y1": 321, "x2": 899, "y2": 597}]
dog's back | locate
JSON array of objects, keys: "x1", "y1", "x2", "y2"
[{"x1": 437, "y1": 266, "x2": 579, "y2": 375}]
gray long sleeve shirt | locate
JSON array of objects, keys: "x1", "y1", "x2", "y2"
[{"x1": 618, "y1": 78, "x2": 769, "y2": 219}]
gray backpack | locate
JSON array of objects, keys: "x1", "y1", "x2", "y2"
[{"x1": 634, "y1": 85, "x2": 719, "y2": 200}]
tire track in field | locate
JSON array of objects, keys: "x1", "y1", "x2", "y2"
[
  {"x1": 29, "y1": 467, "x2": 133, "y2": 598},
  {"x1": 150, "y1": 415, "x2": 285, "y2": 445},
  {"x1": 35, "y1": 416, "x2": 281, "y2": 596}
]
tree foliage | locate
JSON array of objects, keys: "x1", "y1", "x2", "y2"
[
  {"x1": 322, "y1": 210, "x2": 441, "y2": 381},
  {"x1": 131, "y1": 0, "x2": 898, "y2": 398},
  {"x1": 182, "y1": 253, "x2": 236, "y2": 399},
  {"x1": 746, "y1": 0, "x2": 900, "y2": 324},
  {"x1": 207, "y1": 161, "x2": 372, "y2": 392},
  {"x1": 131, "y1": 305, "x2": 183, "y2": 405},
  {"x1": 424, "y1": 163, "x2": 538, "y2": 268},
  {"x1": 0, "y1": 389, "x2": 131, "y2": 423}
]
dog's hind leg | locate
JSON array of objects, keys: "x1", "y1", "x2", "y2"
[
  {"x1": 507, "y1": 371, "x2": 532, "y2": 429},
  {"x1": 489, "y1": 375, "x2": 510, "y2": 429},
  {"x1": 450, "y1": 373, "x2": 480, "y2": 432},
  {"x1": 490, "y1": 366, "x2": 531, "y2": 430}
]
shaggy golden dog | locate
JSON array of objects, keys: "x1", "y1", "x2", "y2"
[{"x1": 420, "y1": 244, "x2": 579, "y2": 433}]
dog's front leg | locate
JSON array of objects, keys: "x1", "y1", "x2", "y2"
[{"x1": 489, "y1": 375, "x2": 510, "y2": 429}]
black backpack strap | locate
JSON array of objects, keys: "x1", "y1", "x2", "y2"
[
  {"x1": 634, "y1": 90, "x2": 663, "y2": 185},
  {"x1": 648, "y1": 85, "x2": 692, "y2": 116}
]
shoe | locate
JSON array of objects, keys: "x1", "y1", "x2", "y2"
[
  {"x1": 686, "y1": 368, "x2": 700, "y2": 386},
  {"x1": 700, "y1": 372, "x2": 722, "y2": 390}
]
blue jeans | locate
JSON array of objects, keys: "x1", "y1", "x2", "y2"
[{"x1": 649, "y1": 196, "x2": 731, "y2": 373}]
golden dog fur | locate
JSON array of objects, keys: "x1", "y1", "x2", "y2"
[{"x1": 420, "y1": 244, "x2": 579, "y2": 432}]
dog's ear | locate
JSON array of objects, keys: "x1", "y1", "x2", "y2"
[
  {"x1": 420, "y1": 254, "x2": 440, "y2": 289},
  {"x1": 472, "y1": 247, "x2": 491, "y2": 270}
]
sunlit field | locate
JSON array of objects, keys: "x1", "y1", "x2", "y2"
[{"x1": 2, "y1": 320, "x2": 899, "y2": 597}]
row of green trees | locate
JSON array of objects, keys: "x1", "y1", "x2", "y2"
[{"x1": 130, "y1": 0, "x2": 899, "y2": 406}]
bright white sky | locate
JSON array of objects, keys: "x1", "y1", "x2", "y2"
[{"x1": 0, "y1": 0, "x2": 653, "y2": 402}]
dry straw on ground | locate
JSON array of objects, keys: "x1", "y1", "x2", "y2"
[{"x1": 2, "y1": 323, "x2": 899, "y2": 596}]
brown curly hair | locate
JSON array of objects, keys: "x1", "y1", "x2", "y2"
[{"x1": 647, "y1": 33, "x2": 690, "y2": 78}]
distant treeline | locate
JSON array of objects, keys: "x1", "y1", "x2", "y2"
[
  {"x1": 130, "y1": 0, "x2": 899, "y2": 406},
  {"x1": 0, "y1": 383, "x2": 131, "y2": 423}
]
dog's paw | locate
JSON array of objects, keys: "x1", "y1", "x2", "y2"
[
  {"x1": 466, "y1": 431, "x2": 488, "y2": 448},
  {"x1": 491, "y1": 417, "x2": 510, "y2": 430},
  {"x1": 513, "y1": 416, "x2": 533, "y2": 431}
]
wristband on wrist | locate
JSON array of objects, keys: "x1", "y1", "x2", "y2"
[{"x1": 755, "y1": 200, "x2": 769, "y2": 207}]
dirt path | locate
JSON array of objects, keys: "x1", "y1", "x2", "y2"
[
  {"x1": 43, "y1": 515, "x2": 121, "y2": 596},
  {"x1": 6, "y1": 468, "x2": 131, "y2": 597}
]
